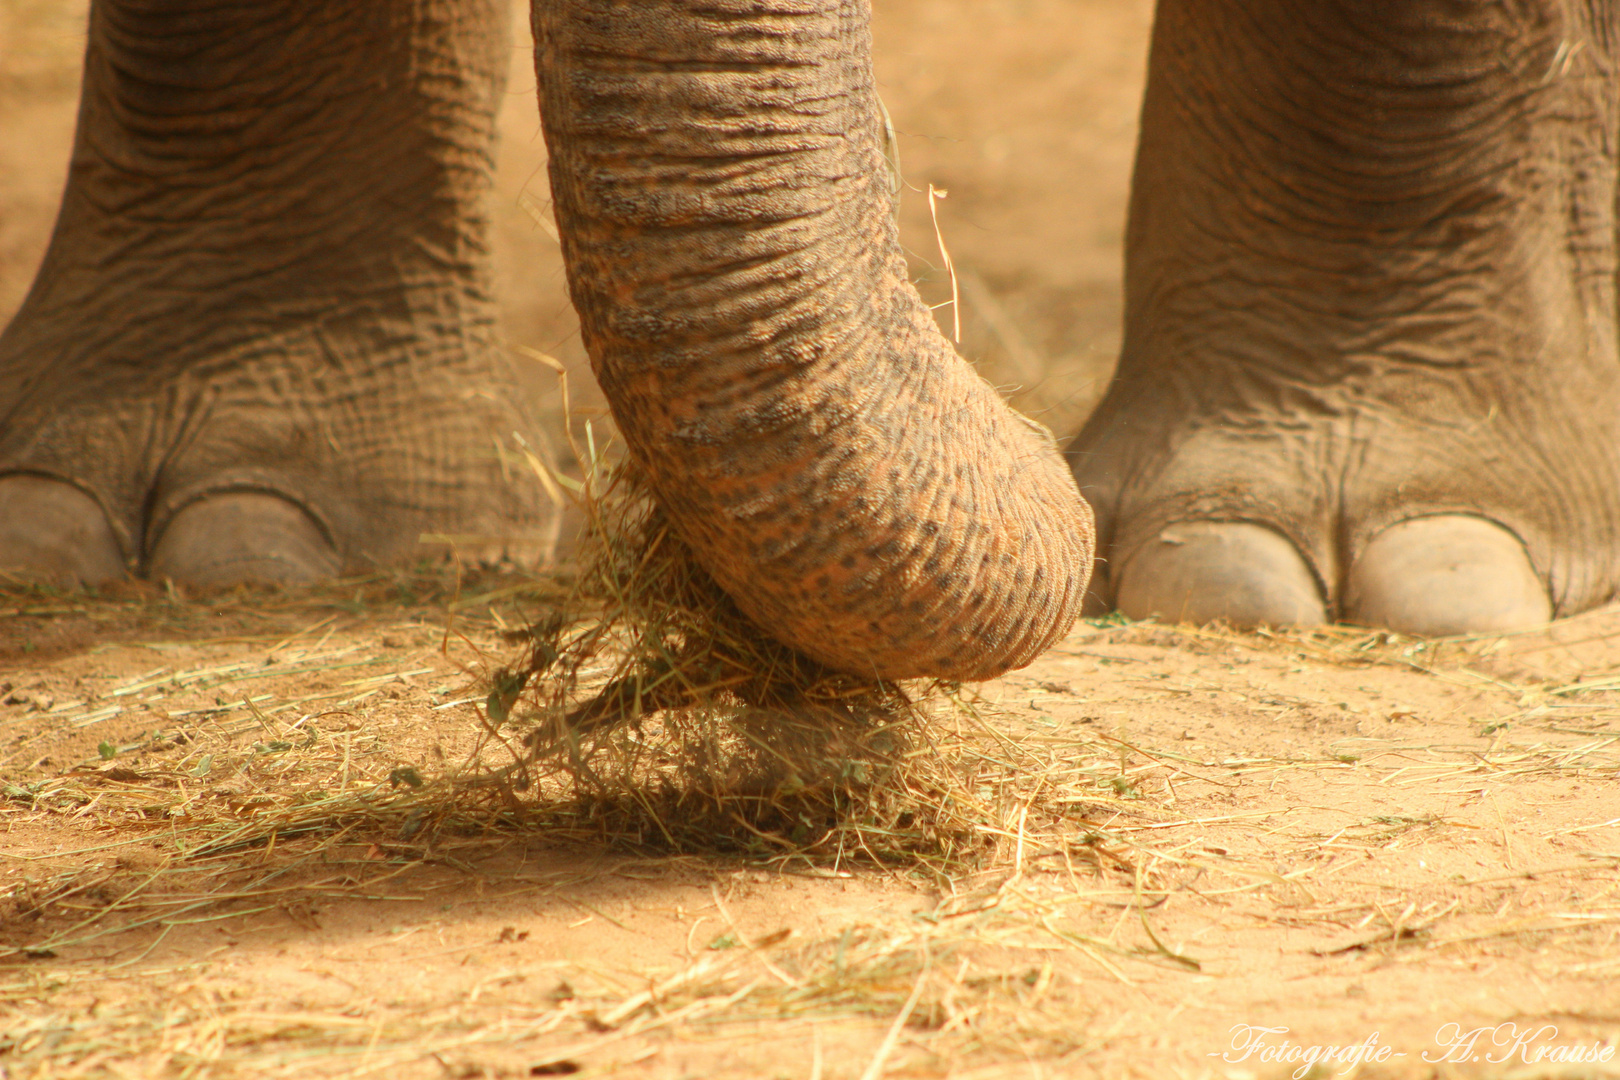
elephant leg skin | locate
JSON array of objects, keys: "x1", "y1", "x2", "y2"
[
  {"x1": 1072, "y1": 0, "x2": 1617, "y2": 635},
  {"x1": 0, "y1": 0, "x2": 558, "y2": 588}
]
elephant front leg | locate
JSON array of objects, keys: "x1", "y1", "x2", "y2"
[
  {"x1": 1072, "y1": 0, "x2": 1620, "y2": 634},
  {"x1": 0, "y1": 0, "x2": 557, "y2": 587}
]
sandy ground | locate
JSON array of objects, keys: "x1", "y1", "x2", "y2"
[
  {"x1": 2, "y1": 582, "x2": 1618, "y2": 1078},
  {"x1": 3, "y1": 3, "x2": 1620, "y2": 1079}
]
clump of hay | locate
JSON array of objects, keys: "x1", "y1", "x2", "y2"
[{"x1": 487, "y1": 461, "x2": 984, "y2": 869}]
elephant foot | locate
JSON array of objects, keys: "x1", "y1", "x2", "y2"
[
  {"x1": 1341, "y1": 517, "x2": 1551, "y2": 636},
  {"x1": 1074, "y1": 0, "x2": 1618, "y2": 635},
  {"x1": 1115, "y1": 522, "x2": 1326, "y2": 629},
  {"x1": 0, "y1": 0, "x2": 557, "y2": 590},
  {"x1": 0, "y1": 478, "x2": 368, "y2": 590},
  {"x1": 148, "y1": 493, "x2": 342, "y2": 588},
  {"x1": 0, "y1": 335, "x2": 557, "y2": 588},
  {"x1": 1117, "y1": 517, "x2": 1551, "y2": 636},
  {"x1": 0, "y1": 477, "x2": 126, "y2": 588},
  {"x1": 0, "y1": 323, "x2": 557, "y2": 590}
]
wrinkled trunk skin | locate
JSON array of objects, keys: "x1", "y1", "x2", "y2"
[
  {"x1": 533, "y1": 0, "x2": 1093, "y2": 681},
  {"x1": 0, "y1": 0, "x2": 553, "y2": 572},
  {"x1": 1072, "y1": 0, "x2": 1620, "y2": 617}
]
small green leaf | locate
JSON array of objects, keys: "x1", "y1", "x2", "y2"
[
  {"x1": 390, "y1": 766, "x2": 425, "y2": 789},
  {"x1": 485, "y1": 667, "x2": 529, "y2": 723},
  {"x1": 98, "y1": 741, "x2": 117, "y2": 760},
  {"x1": 401, "y1": 809, "x2": 426, "y2": 839}
]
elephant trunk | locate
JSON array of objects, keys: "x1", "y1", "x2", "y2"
[{"x1": 533, "y1": 0, "x2": 1093, "y2": 681}]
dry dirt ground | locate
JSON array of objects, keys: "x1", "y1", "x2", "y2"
[{"x1": 3, "y1": 3, "x2": 1620, "y2": 1079}]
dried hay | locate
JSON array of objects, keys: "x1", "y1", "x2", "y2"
[
  {"x1": 484, "y1": 460, "x2": 1069, "y2": 875},
  {"x1": 0, "y1": 460, "x2": 1176, "y2": 1076},
  {"x1": 0, "y1": 458, "x2": 1147, "y2": 959}
]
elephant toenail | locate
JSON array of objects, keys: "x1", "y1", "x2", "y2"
[
  {"x1": 1115, "y1": 521, "x2": 1327, "y2": 627},
  {"x1": 0, "y1": 476, "x2": 128, "y2": 587},
  {"x1": 1343, "y1": 515, "x2": 1550, "y2": 636},
  {"x1": 147, "y1": 493, "x2": 341, "y2": 587}
]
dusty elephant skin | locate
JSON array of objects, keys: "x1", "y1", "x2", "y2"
[
  {"x1": 8, "y1": 0, "x2": 1614, "y2": 676},
  {"x1": 1070, "y1": 0, "x2": 1620, "y2": 636},
  {"x1": 533, "y1": 0, "x2": 1095, "y2": 680},
  {"x1": 0, "y1": 0, "x2": 1094, "y2": 682},
  {"x1": 0, "y1": 0, "x2": 556, "y2": 585}
]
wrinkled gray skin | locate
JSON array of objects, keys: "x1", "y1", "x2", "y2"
[
  {"x1": 0, "y1": 2, "x2": 558, "y2": 588},
  {"x1": 1073, "y1": 0, "x2": 1618, "y2": 638},
  {"x1": 2, "y1": 0, "x2": 1613, "y2": 680}
]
